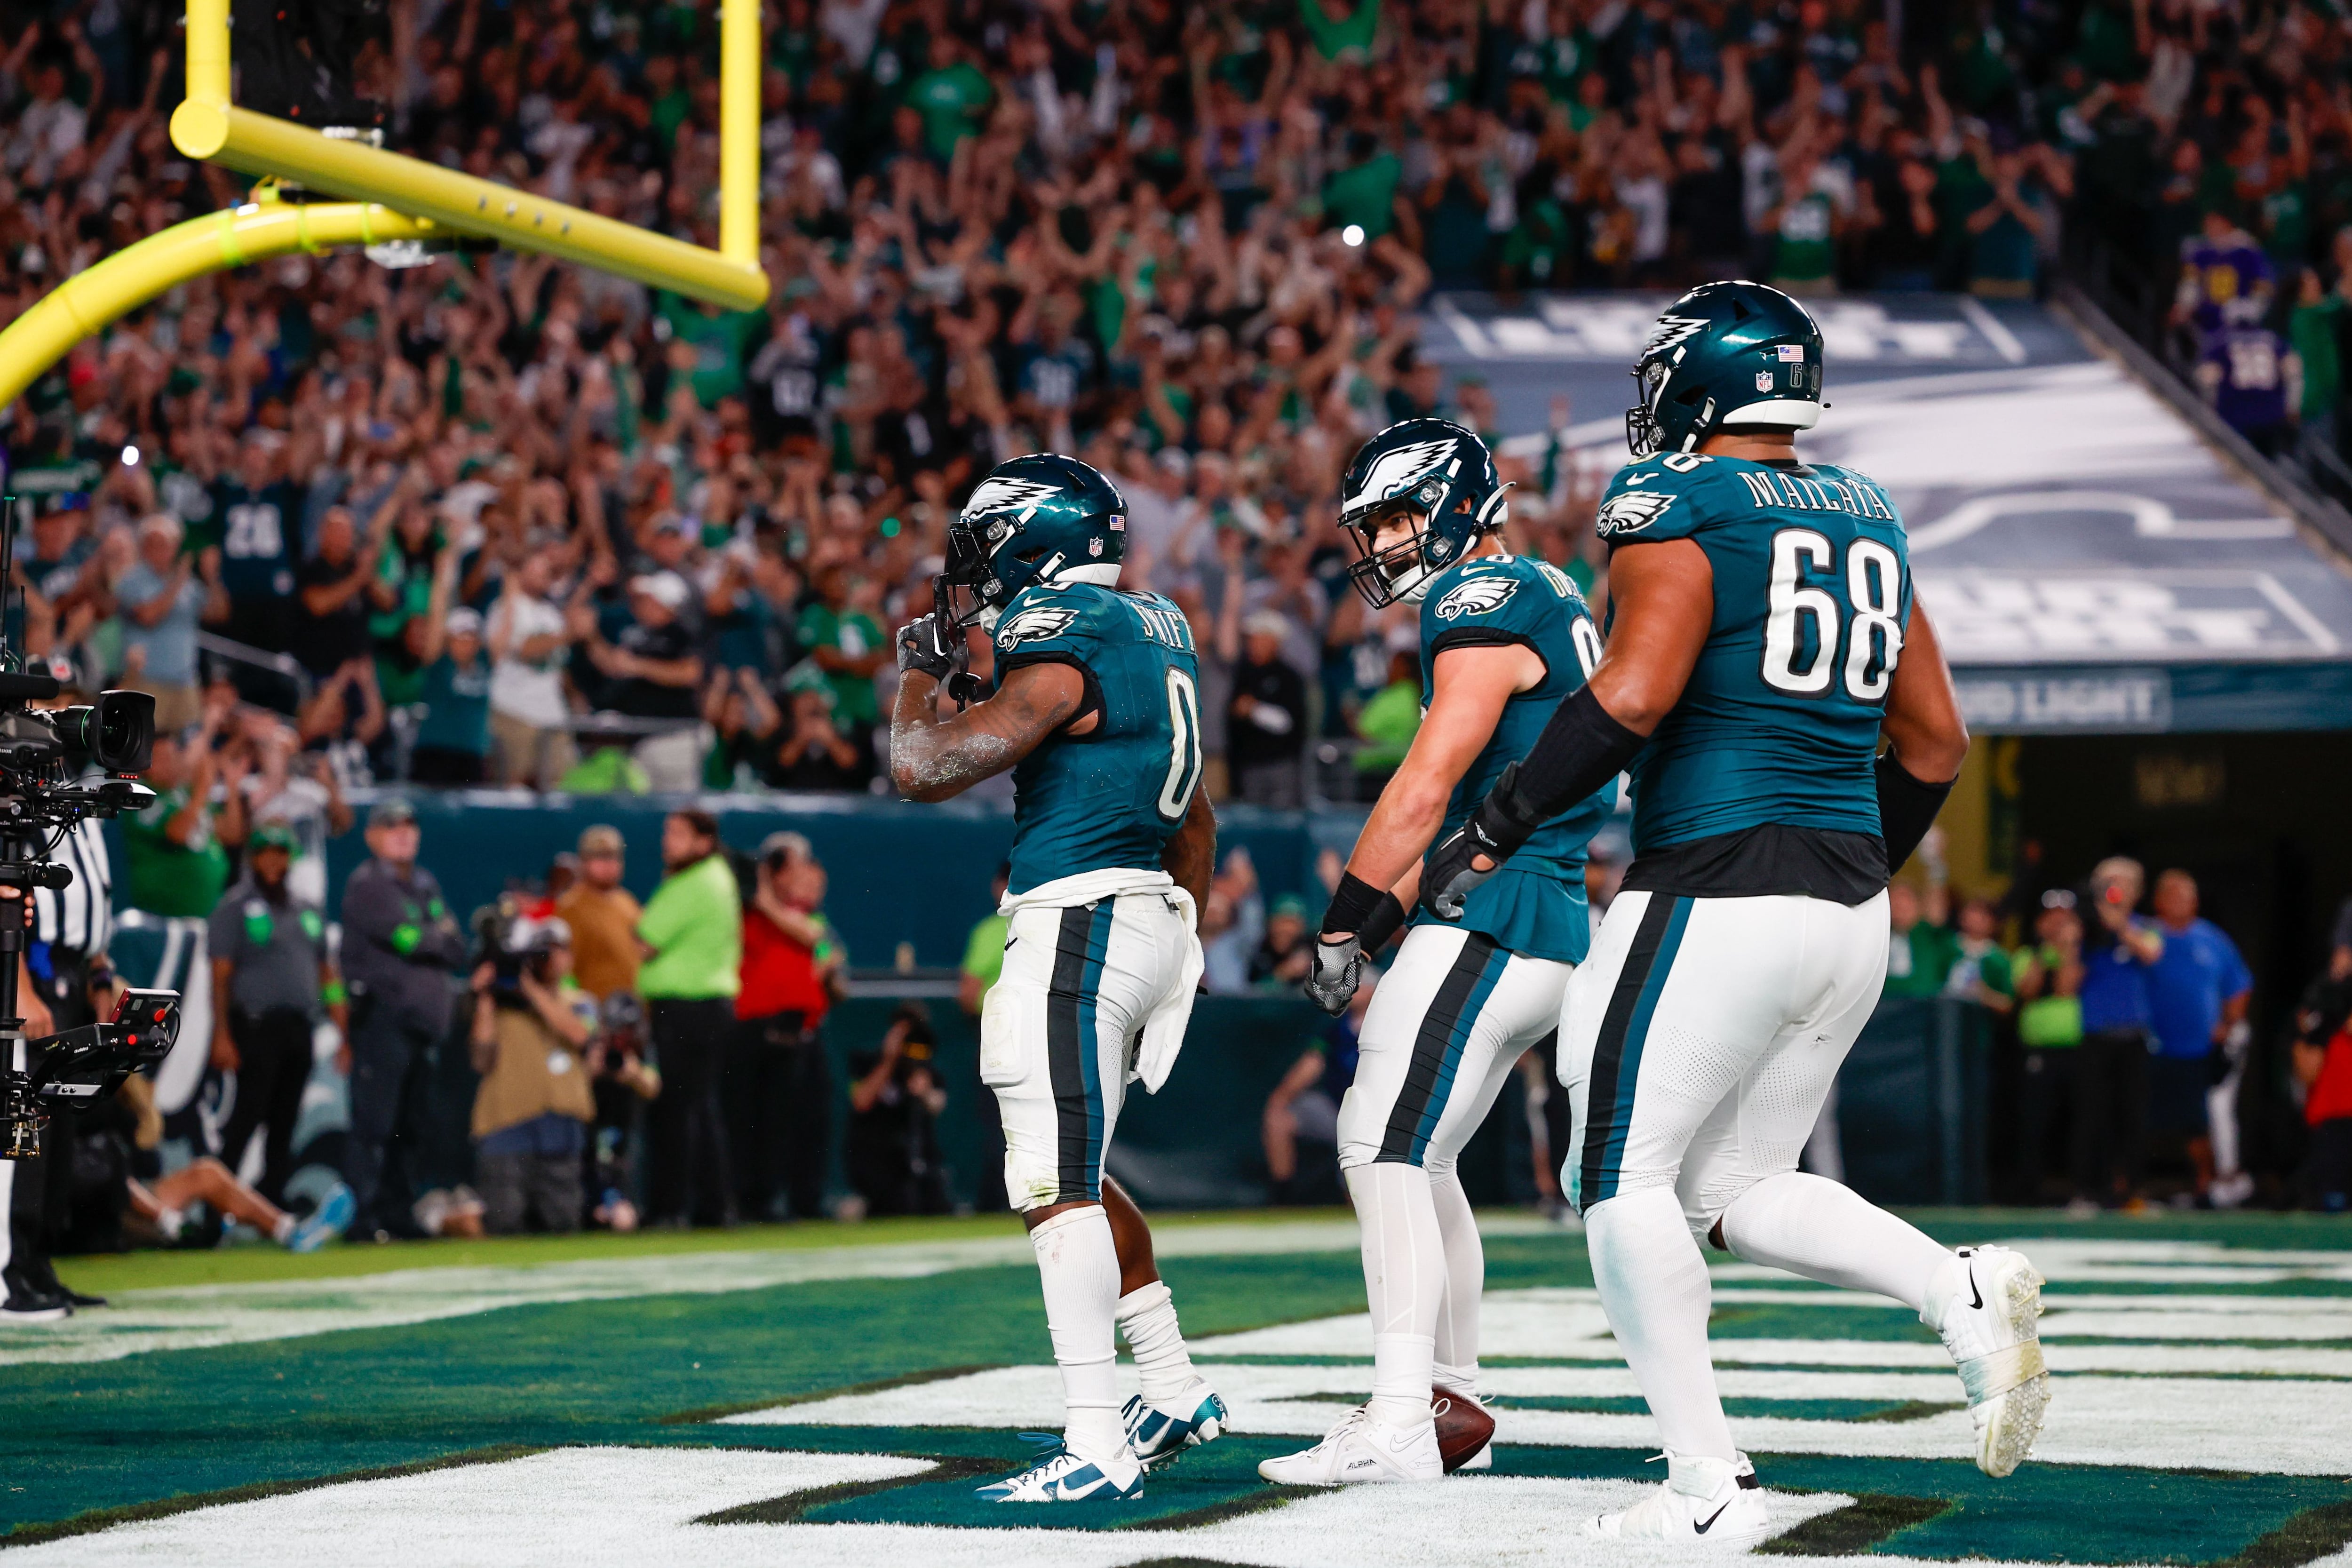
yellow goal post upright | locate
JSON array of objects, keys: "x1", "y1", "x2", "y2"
[{"x1": 0, "y1": 0, "x2": 764, "y2": 416}]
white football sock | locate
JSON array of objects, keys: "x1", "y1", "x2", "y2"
[
  {"x1": 1717, "y1": 1170, "x2": 1950, "y2": 1313},
  {"x1": 1428, "y1": 1166, "x2": 1483, "y2": 1394},
  {"x1": 1348, "y1": 1162, "x2": 1442, "y2": 1429},
  {"x1": 1115, "y1": 1279, "x2": 1200, "y2": 1405},
  {"x1": 1030, "y1": 1205, "x2": 1127, "y2": 1462},
  {"x1": 1587, "y1": 1186, "x2": 1736, "y2": 1461},
  {"x1": 0, "y1": 1161, "x2": 13, "y2": 1276}
]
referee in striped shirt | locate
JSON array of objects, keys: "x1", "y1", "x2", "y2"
[{"x1": 5, "y1": 816, "x2": 113, "y2": 1315}]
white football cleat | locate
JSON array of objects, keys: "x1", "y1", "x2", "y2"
[
  {"x1": 1589, "y1": 1451, "x2": 1769, "y2": 1548},
  {"x1": 1257, "y1": 1406, "x2": 1443, "y2": 1485},
  {"x1": 1123, "y1": 1380, "x2": 1228, "y2": 1467},
  {"x1": 974, "y1": 1440, "x2": 1144, "y2": 1502},
  {"x1": 1926, "y1": 1244, "x2": 2050, "y2": 1478}
]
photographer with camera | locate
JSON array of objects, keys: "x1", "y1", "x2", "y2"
[
  {"x1": 468, "y1": 916, "x2": 598, "y2": 1234},
  {"x1": 586, "y1": 992, "x2": 661, "y2": 1231},
  {"x1": 844, "y1": 1002, "x2": 951, "y2": 1218},
  {"x1": 206, "y1": 823, "x2": 349, "y2": 1210},
  {"x1": 339, "y1": 798, "x2": 467, "y2": 1241}
]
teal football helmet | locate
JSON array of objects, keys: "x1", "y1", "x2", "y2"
[
  {"x1": 1625, "y1": 281, "x2": 1825, "y2": 458},
  {"x1": 936, "y1": 454, "x2": 1127, "y2": 630},
  {"x1": 1337, "y1": 418, "x2": 1509, "y2": 608}
]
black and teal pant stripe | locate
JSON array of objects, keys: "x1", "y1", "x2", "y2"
[
  {"x1": 1045, "y1": 901, "x2": 1115, "y2": 1203},
  {"x1": 1375, "y1": 931, "x2": 1512, "y2": 1166},
  {"x1": 1574, "y1": 893, "x2": 1693, "y2": 1211}
]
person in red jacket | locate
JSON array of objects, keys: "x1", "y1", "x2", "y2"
[
  {"x1": 726, "y1": 832, "x2": 847, "y2": 1220},
  {"x1": 2293, "y1": 975, "x2": 2352, "y2": 1211}
]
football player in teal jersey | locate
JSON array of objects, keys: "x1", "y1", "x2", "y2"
[
  {"x1": 890, "y1": 454, "x2": 1226, "y2": 1504},
  {"x1": 1421, "y1": 283, "x2": 2048, "y2": 1541},
  {"x1": 1260, "y1": 419, "x2": 1615, "y2": 1486}
]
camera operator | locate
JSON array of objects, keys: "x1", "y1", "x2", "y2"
[
  {"x1": 5, "y1": 764, "x2": 113, "y2": 1316},
  {"x1": 468, "y1": 917, "x2": 598, "y2": 1235},
  {"x1": 586, "y1": 991, "x2": 661, "y2": 1231},
  {"x1": 207, "y1": 822, "x2": 348, "y2": 1209},
  {"x1": 1, "y1": 885, "x2": 62, "y2": 1319},
  {"x1": 844, "y1": 1002, "x2": 951, "y2": 1218},
  {"x1": 339, "y1": 798, "x2": 467, "y2": 1241}
]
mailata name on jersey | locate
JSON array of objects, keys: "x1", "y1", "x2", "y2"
[{"x1": 1593, "y1": 452, "x2": 1912, "y2": 858}]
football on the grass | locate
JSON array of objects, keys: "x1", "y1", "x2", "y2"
[{"x1": 1432, "y1": 1388, "x2": 1495, "y2": 1473}]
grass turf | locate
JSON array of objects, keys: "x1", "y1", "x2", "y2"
[{"x1": 8, "y1": 1210, "x2": 2349, "y2": 1559}]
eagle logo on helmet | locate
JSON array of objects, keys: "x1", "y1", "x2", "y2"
[
  {"x1": 1597, "y1": 489, "x2": 1678, "y2": 537},
  {"x1": 962, "y1": 476, "x2": 1063, "y2": 522},
  {"x1": 1345, "y1": 438, "x2": 1458, "y2": 514},
  {"x1": 992, "y1": 603, "x2": 1081, "y2": 650},
  {"x1": 1432, "y1": 574, "x2": 1520, "y2": 621}
]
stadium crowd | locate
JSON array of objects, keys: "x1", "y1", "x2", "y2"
[{"x1": 6, "y1": 0, "x2": 2352, "y2": 795}]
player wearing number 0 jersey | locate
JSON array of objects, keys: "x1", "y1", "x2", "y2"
[
  {"x1": 1262, "y1": 419, "x2": 1613, "y2": 1488},
  {"x1": 1420, "y1": 283, "x2": 2049, "y2": 1544},
  {"x1": 891, "y1": 454, "x2": 1226, "y2": 1504}
]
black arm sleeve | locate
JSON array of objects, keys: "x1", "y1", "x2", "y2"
[
  {"x1": 1497, "y1": 684, "x2": 1648, "y2": 824},
  {"x1": 1875, "y1": 749, "x2": 1955, "y2": 873},
  {"x1": 1357, "y1": 891, "x2": 1408, "y2": 954}
]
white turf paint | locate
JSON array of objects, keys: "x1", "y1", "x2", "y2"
[
  {"x1": 0, "y1": 1219, "x2": 1379, "y2": 1367},
  {"x1": 3, "y1": 1226, "x2": 2339, "y2": 1369},
  {"x1": 728, "y1": 1347, "x2": 2352, "y2": 1475},
  {"x1": 4, "y1": 1444, "x2": 1916, "y2": 1568}
]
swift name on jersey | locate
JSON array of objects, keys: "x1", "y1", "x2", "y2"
[
  {"x1": 989, "y1": 583, "x2": 1203, "y2": 894},
  {"x1": 1412, "y1": 553, "x2": 1610, "y2": 965}
]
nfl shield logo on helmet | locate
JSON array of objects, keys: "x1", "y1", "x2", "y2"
[{"x1": 1756, "y1": 371, "x2": 1775, "y2": 391}]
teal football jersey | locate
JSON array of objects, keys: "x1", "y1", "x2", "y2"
[
  {"x1": 1594, "y1": 453, "x2": 1911, "y2": 857},
  {"x1": 1407, "y1": 553, "x2": 1612, "y2": 965},
  {"x1": 988, "y1": 583, "x2": 1204, "y2": 895}
]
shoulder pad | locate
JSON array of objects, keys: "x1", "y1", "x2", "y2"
[
  {"x1": 1597, "y1": 454, "x2": 1719, "y2": 540},
  {"x1": 993, "y1": 585, "x2": 1102, "y2": 654},
  {"x1": 1425, "y1": 560, "x2": 1526, "y2": 625}
]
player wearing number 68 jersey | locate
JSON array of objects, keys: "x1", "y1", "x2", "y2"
[
  {"x1": 1419, "y1": 283, "x2": 2050, "y2": 1543},
  {"x1": 891, "y1": 454, "x2": 1226, "y2": 1505}
]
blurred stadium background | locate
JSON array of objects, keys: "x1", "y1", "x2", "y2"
[{"x1": 3, "y1": 0, "x2": 2352, "y2": 1556}]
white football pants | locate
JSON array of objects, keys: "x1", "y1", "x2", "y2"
[
  {"x1": 1559, "y1": 889, "x2": 1890, "y2": 1237},
  {"x1": 1339, "y1": 922, "x2": 1571, "y2": 1174}
]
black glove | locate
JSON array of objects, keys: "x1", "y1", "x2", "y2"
[
  {"x1": 896, "y1": 613, "x2": 956, "y2": 681},
  {"x1": 1420, "y1": 761, "x2": 1549, "y2": 922},
  {"x1": 1305, "y1": 934, "x2": 1363, "y2": 1016}
]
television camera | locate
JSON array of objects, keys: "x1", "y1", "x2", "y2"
[{"x1": 0, "y1": 496, "x2": 180, "y2": 1159}]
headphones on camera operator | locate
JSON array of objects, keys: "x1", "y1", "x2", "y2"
[{"x1": 0, "y1": 496, "x2": 183, "y2": 1160}]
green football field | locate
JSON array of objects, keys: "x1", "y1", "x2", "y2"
[{"x1": 3, "y1": 1209, "x2": 2349, "y2": 1566}]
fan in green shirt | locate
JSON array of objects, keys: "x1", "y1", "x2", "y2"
[
  {"x1": 1883, "y1": 882, "x2": 1963, "y2": 999},
  {"x1": 122, "y1": 735, "x2": 235, "y2": 918},
  {"x1": 1299, "y1": 0, "x2": 1379, "y2": 63},
  {"x1": 905, "y1": 50, "x2": 992, "y2": 160},
  {"x1": 1351, "y1": 656, "x2": 1422, "y2": 776},
  {"x1": 1324, "y1": 144, "x2": 1402, "y2": 241},
  {"x1": 656, "y1": 293, "x2": 766, "y2": 410}
]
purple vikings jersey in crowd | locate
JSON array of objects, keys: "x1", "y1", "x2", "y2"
[{"x1": 2178, "y1": 233, "x2": 2275, "y2": 330}]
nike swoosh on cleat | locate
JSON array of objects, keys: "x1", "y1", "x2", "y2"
[
  {"x1": 1968, "y1": 1268, "x2": 1985, "y2": 1311},
  {"x1": 1694, "y1": 1501, "x2": 1734, "y2": 1534}
]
